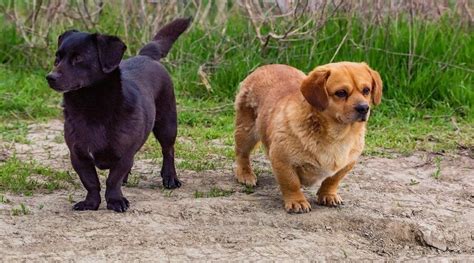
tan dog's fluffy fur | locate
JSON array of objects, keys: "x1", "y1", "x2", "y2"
[{"x1": 234, "y1": 62, "x2": 382, "y2": 213}]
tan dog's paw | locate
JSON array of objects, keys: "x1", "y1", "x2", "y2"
[
  {"x1": 317, "y1": 193, "x2": 343, "y2": 207},
  {"x1": 235, "y1": 168, "x2": 257, "y2": 186},
  {"x1": 284, "y1": 198, "x2": 311, "y2": 214}
]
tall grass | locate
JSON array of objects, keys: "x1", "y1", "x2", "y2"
[
  {"x1": 0, "y1": 1, "x2": 472, "y2": 120},
  {"x1": 169, "y1": 14, "x2": 473, "y2": 115}
]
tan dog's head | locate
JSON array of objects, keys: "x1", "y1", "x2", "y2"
[{"x1": 300, "y1": 62, "x2": 382, "y2": 124}]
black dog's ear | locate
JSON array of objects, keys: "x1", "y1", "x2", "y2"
[
  {"x1": 58, "y1": 30, "x2": 78, "y2": 47},
  {"x1": 94, "y1": 34, "x2": 127, "y2": 73}
]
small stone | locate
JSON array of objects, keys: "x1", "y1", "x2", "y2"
[{"x1": 417, "y1": 224, "x2": 447, "y2": 251}]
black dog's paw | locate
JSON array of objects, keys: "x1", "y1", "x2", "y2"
[
  {"x1": 73, "y1": 200, "x2": 100, "y2": 211},
  {"x1": 106, "y1": 197, "x2": 129, "y2": 213},
  {"x1": 162, "y1": 176, "x2": 182, "y2": 189}
]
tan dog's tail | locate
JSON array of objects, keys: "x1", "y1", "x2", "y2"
[{"x1": 234, "y1": 78, "x2": 263, "y2": 115}]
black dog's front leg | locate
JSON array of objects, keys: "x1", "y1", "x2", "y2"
[
  {"x1": 71, "y1": 152, "x2": 101, "y2": 210},
  {"x1": 105, "y1": 156, "x2": 133, "y2": 212}
]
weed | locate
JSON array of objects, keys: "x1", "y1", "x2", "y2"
[
  {"x1": 409, "y1": 179, "x2": 420, "y2": 186},
  {"x1": 12, "y1": 203, "x2": 29, "y2": 216},
  {"x1": 194, "y1": 187, "x2": 234, "y2": 198},
  {"x1": 53, "y1": 134, "x2": 64, "y2": 144},
  {"x1": 0, "y1": 194, "x2": 9, "y2": 203},
  {"x1": 432, "y1": 157, "x2": 442, "y2": 180},
  {"x1": 162, "y1": 189, "x2": 174, "y2": 198},
  {"x1": 243, "y1": 185, "x2": 255, "y2": 195},
  {"x1": 124, "y1": 173, "x2": 140, "y2": 188},
  {"x1": 194, "y1": 190, "x2": 204, "y2": 198},
  {"x1": 67, "y1": 194, "x2": 75, "y2": 204},
  {"x1": 341, "y1": 249, "x2": 348, "y2": 258}
]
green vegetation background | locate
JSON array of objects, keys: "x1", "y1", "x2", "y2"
[{"x1": 0, "y1": 3, "x2": 473, "y2": 179}]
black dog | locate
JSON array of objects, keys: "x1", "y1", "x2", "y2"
[{"x1": 46, "y1": 18, "x2": 191, "y2": 212}]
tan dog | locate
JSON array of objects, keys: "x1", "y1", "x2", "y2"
[{"x1": 234, "y1": 62, "x2": 382, "y2": 213}]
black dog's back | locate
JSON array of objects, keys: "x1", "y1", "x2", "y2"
[
  {"x1": 47, "y1": 18, "x2": 191, "y2": 212},
  {"x1": 122, "y1": 17, "x2": 191, "y2": 107}
]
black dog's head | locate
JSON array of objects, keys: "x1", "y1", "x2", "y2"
[{"x1": 46, "y1": 30, "x2": 127, "y2": 93}]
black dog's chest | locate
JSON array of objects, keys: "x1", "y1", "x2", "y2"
[
  {"x1": 65, "y1": 120, "x2": 122, "y2": 170},
  {"x1": 88, "y1": 147, "x2": 120, "y2": 170}
]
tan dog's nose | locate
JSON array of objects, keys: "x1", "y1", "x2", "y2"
[{"x1": 354, "y1": 104, "x2": 369, "y2": 114}]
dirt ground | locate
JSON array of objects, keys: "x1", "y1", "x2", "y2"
[{"x1": 1, "y1": 120, "x2": 473, "y2": 261}]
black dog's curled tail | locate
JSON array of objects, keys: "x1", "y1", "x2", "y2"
[{"x1": 139, "y1": 17, "x2": 192, "y2": 61}]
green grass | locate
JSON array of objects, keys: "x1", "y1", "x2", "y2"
[
  {"x1": 0, "y1": 157, "x2": 75, "y2": 195},
  {"x1": 1, "y1": 12, "x2": 472, "y2": 114},
  {"x1": 139, "y1": 98, "x2": 235, "y2": 171},
  {"x1": 194, "y1": 187, "x2": 234, "y2": 198},
  {"x1": 0, "y1": 8, "x2": 472, "y2": 193},
  {"x1": 0, "y1": 66, "x2": 61, "y2": 120},
  {"x1": 0, "y1": 120, "x2": 30, "y2": 143},
  {"x1": 169, "y1": 15, "x2": 474, "y2": 113},
  {"x1": 365, "y1": 106, "x2": 474, "y2": 156}
]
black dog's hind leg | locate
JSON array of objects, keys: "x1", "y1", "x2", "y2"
[
  {"x1": 105, "y1": 156, "x2": 133, "y2": 212},
  {"x1": 153, "y1": 116, "x2": 181, "y2": 189},
  {"x1": 71, "y1": 152, "x2": 101, "y2": 210}
]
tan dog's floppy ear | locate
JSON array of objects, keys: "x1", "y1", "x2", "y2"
[
  {"x1": 363, "y1": 63, "x2": 383, "y2": 105},
  {"x1": 300, "y1": 68, "x2": 331, "y2": 111}
]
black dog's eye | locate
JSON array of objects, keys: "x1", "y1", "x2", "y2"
[
  {"x1": 72, "y1": 55, "x2": 83, "y2": 65},
  {"x1": 362, "y1": 87, "x2": 371, "y2": 95},
  {"x1": 54, "y1": 54, "x2": 60, "y2": 66},
  {"x1": 335, "y1": 90, "x2": 348, "y2": 98}
]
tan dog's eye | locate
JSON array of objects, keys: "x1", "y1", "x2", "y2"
[
  {"x1": 362, "y1": 87, "x2": 370, "y2": 95},
  {"x1": 335, "y1": 90, "x2": 348, "y2": 98}
]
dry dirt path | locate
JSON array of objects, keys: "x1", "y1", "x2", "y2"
[{"x1": 1, "y1": 120, "x2": 473, "y2": 261}]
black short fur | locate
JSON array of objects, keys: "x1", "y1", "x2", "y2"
[{"x1": 46, "y1": 18, "x2": 191, "y2": 212}]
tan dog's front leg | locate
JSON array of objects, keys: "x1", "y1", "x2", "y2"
[
  {"x1": 317, "y1": 162, "x2": 355, "y2": 207},
  {"x1": 271, "y1": 156, "x2": 311, "y2": 213}
]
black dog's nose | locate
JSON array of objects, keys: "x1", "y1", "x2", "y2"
[
  {"x1": 355, "y1": 104, "x2": 369, "y2": 114},
  {"x1": 46, "y1": 73, "x2": 58, "y2": 83}
]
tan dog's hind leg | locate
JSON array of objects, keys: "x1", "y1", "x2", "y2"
[
  {"x1": 234, "y1": 106, "x2": 258, "y2": 186},
  {"x1": 317, "y1": 162, "x2": 355, "y2": 207},
  {"x1": 272, "y1": 156, "x2": 311, "y2": 213}
]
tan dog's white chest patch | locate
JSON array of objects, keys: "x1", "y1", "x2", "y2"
[{"x1": 290, "y1": 124, "x2": 365, "y2": 187}]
